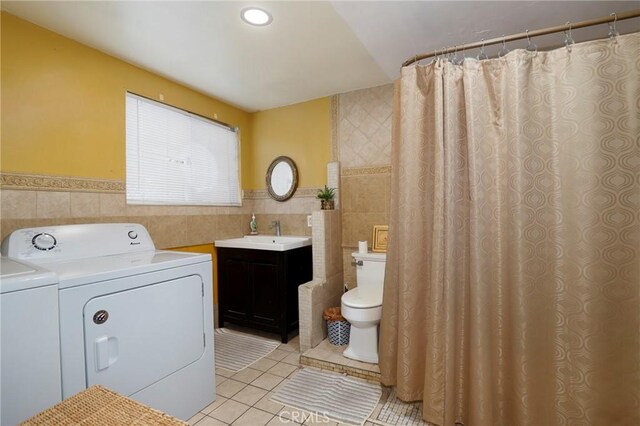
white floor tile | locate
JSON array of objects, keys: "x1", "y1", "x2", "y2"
[
  {"x1": 201, "y1": 396, "x2": 228, "y2": 414},
  {"x1": 251, "y1": 357, "x2": 279, "y2": 372},
  {"x1": 277, "y1": 407, "x2": 312, "y2": 424},
  {"x1": 232, "y1": 367, "x2": 263, "y2": 384},
  {"x1": 281, "y1": 352, "x2": 300, "y2": 366},
  {"x1": 266, "y1": 414, "x2": 302, "y2": 425},
  {"x1": 254, "y1": 392, "x2": 285, "y2": 415},
  {"x1": 232, "y1": 407, "x2": 274, "y2": 426},
  {"x1": 267, "y1": 362, "x2": 298, "y2": 378},
  {"x1": 265, "y1": 349, "x2": 289, "y2": 361},
  {"x1": 232, "y1": 385, "x2": 268, "y2": 406},
  {"x1": 251, "y1": 372, "x2": 284, "y2": 391},
  {"x1": 217, "y1": 379, "x2": 247, "y2": 398},
  {"x1": 196, "y1": 415, "x2": 228, "y2": 425},
  {"x1": 216, "y1": 367, "x2": 235, "y2": 378},
  {"x1": 209, "y1": 399, "x2": 251, "y2": 424},
  {"x1": 187, "y1": 412, "x2": 205, "y2": 425}
]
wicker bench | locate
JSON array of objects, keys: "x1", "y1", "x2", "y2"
[{"x1": 21, "y1": 385, "x2": 188, "y2": 426}]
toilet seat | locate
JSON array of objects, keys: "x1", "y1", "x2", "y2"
[{"x1": 342, "y1": 287, "x2": 382, "y2": 309}]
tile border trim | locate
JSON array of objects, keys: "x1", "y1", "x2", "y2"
[
  {"x1": 244, "y1": 187, "x2": 322, "y2": 200},
  {"x1": 299, "y1": 355, "x2": 381, "y2": 382},
  {"x1": 330, "y1": 95, "x2": 339, "y2": 162},
  {"x1": 342, "y1": 165, "x2": 392, "y2": 176},
  {"x1": 0, "y1": 172, "x2": 125, "y2": 193},
  {"x1": 0, "y1": 173, "x2": 325, "y2": 201}
]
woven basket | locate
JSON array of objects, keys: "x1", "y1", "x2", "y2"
[
  {"x1": 324, "y1": 307, "x2": 350, "y2": 346},
  {"x1": 327, "y1": 319, "x2": 351, "y2": 346}
]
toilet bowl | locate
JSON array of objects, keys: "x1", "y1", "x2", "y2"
[{"x1": 341, "y1": 252, "x2": 386, "y2": 364}]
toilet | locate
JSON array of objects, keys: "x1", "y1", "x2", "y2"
[{"x1": 341, "y1": 252, "x2": 386, "y2": 364}]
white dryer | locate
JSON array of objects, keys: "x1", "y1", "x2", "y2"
[
  {"x1": 2, "y1": 223, "x2": 215, "y2": 421},
  {"x1": 0, "y1": 257, "x2": 61, "y2": 426}
]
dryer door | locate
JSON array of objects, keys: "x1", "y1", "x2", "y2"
[{"x1": 83, "y1": 275, "x2": 204, "y2": 396}]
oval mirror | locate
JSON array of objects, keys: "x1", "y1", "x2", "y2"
[{"x1": 266, "y1": 156, "x2": 298, "y2": 201}]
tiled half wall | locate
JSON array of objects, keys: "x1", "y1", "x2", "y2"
[
  {"x1": 298, "y1": 209, "x2": 343, "y2": 353},
  {"x1": 0, "y1": 174, "x2": 322, "y2": 248}
]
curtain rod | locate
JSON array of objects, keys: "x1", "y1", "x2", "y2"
[{"x1": 402, "y1": 9, "x2": 640, "y2": 67}]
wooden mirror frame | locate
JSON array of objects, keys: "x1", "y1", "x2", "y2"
[{"x1": 266, "y1": 156, "x2": 298, "y2": 202}]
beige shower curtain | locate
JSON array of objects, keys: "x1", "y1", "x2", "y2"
[{"x1": 379, "y1": 33, "x2": 639, "y2": 426}]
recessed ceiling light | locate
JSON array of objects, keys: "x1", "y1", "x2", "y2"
[{"x1": 241, "y1": 7, "x2": 272, "y2": 26}]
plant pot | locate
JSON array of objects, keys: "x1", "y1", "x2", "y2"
[{"x1": 320, "y1": 199, "x2": 334, "y2": 210}]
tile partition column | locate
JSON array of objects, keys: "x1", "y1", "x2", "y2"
[
  {"x1": 298, "y1": 209, "x2": 343, "y2": 352},
  {"x1": 327, "y1": 161, "x2": 340, "y2": 210}
]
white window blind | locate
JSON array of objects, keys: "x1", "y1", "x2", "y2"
[{"x1": 126, "y1": 93, "x2": 241, "y2": 206}]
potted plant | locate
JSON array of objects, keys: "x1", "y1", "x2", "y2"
[{"x1": 317, "y1": 185, "x2": 336, "y2": 210}]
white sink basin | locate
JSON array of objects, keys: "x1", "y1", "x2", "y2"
[{"x1": 215, "y1": 235, "x2": 311, "y2": 252}]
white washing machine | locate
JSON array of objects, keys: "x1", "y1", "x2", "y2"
[
  {"x1": 2, "y1": 223, "x2": 215, "y2": 421},
  {"x1": 0, "y1": 257, "x2": 62, "y2": 426}
]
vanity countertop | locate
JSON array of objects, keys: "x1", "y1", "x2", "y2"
[{"x1": 214, "y1": 235, "x2": 311, "y2": 252}]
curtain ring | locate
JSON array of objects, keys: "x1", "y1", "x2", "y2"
[
  {"x1": 564, "y1": 21, "x2": 575, "y2": 51},
  {"x1": 498, "y1": 34, "x2": 509, "y2": 58},
  {"x1": 525, "y1": 29, "x2": 537, "y2": 53},
  {"x1": 608, "y1": 12, "x2": 620, "y2": 39},
  {"x1": 477, "y1": 38, "x2": 488, "y2": 60}
]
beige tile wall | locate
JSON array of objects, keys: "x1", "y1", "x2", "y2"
[
  {"x1": 337, "y1": 84, "x2": 393, "y2": 168},
  {"x1": 0, "y1": 188, "x2": 316, "y2": 247},
  {"x1": 340, "y1": 171, "x2": 391, "y2": 287},
  {"x1": 336, "y1": 84, "x2": 394, "y2": 289},
  {"x1": 252, "y1": 213, "x2": 311, "y2": 237}
]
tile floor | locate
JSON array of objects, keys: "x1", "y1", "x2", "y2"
[{"x1": 190, "y1": 330, "x2": 424, "y2": 426}]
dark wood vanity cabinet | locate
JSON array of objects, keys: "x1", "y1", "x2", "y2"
[{"x1": 217, "y1": 246, "x2": 312, "y2": 343}]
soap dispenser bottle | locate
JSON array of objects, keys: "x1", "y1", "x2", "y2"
[{"x1": 250, "y1": 213, "x2": 258, "y2": 235}]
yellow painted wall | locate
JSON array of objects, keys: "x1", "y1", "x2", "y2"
[
  {"x1": 1, "y1": 12, "x2": 333, "y2": 192},
  {"x1": 169, "y1": 243, "x2": 218, "y2": 305},
  {"x1": 0, "y1": 12, "x2": 252, "y2": 183},
  {"x1": 247, "y1": 97, "x2": 331, "y2": 190}
]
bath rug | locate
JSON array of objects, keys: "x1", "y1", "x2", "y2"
[
  {"x1": 271, "y1": 367, "x2": 381, "y2": 426},
  {"x1": 214, "y1": 328, "x2": 280, "y2": 372},
  {"x1": 376, "y1": 388, "x2": 426, "y2": 426}
]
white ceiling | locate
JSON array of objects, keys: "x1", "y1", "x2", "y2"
[{"x1": 2, "y1": 1, "x2": 638, "y2": 112}]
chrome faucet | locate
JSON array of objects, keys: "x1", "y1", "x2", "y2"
[{"x1": 271, "y1": 220, "x2": 281, "y2": 236}]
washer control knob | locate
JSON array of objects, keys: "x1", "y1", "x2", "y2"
[
  {"x1": 128, "y1": 231, "x2": 138, "y2": 239},
  {"x1": 32, "y1": 233, "x2": 57, "y2": 251}
]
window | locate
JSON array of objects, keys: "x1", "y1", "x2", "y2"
[{"x1": 126, "y1": 93, "x2": 241, "y2": 206}]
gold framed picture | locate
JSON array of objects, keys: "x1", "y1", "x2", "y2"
[{"x1": 372, "y1": 225, "x2": 389, "y2": 253}]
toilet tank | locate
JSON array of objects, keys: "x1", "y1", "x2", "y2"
[{"x1": 352, "y1": 252, "x2": 387, "y2": 291}]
